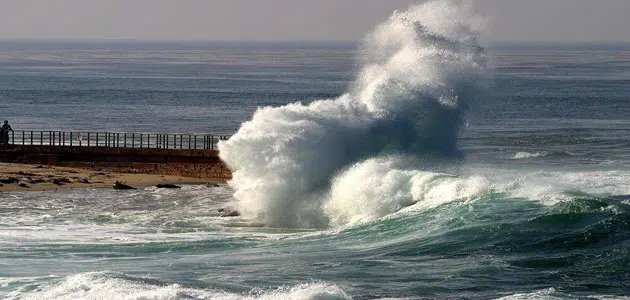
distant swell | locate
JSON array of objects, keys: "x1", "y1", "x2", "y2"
[{"x1": 219, "y1": 0, "x2": 486, "y2": 228}]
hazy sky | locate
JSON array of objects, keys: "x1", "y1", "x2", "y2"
[{"x1": 0, "y1": 0, "x2": 628, "y2": 42}]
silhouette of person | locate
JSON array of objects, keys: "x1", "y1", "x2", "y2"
[{"x1": 0, "y1": 120, "x2": 12, "y2": 145}]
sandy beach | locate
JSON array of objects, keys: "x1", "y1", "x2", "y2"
[{"x1": 0, "y1": 162, "x2": 222, "y2": 192}]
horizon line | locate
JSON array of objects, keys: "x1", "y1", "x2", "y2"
[{"x1": 1, "y1": 38, "x2": 630, "y2": 45}]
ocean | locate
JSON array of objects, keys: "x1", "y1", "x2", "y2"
[{"x1": 2, "y1": 2, "x2": 630, "y2": 299}]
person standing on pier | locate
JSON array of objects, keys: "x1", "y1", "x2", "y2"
[{"x1": 1, "y1": 120, "x2": 12, "y2": 145}]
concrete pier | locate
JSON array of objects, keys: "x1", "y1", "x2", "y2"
[{"x1": 0, "y1": 130, "x2": 232, "y2": 180}]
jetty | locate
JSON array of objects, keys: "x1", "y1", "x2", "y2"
[{"x1": 0, "y1": 130, "x2": 232, "y2": 179}]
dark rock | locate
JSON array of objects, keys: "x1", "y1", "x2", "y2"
[
  {"x1": 113, "y1": 181, "x2": 136, "y2": 190},
  {"x1": 218, "y1": 208, "x2": 240, "y2": 217},
  {"x1": 28, "y1": 179, "x2": 46, "y2": 184},
  {"x1": 0, "y1": 177, "x2": 19, "y2": 184},
  {"x1": 18, "y1": 183, "x2": 29, "y2": 188},
  {"x1": 78, "y1": 178, "x2": 90, "y2": 184},
  {"x1": 155, "y1": 184, "x2": 181, "y2": 189},
  {"x1": 55, "y1": 178, "x2": 71, "y2": 183},
  {"x1": 205, "y1": 182, "x2": 221, "y2": 188},
  {"x1": 35, "y1": 165, "x2": 44, "y2": 169},
  {"x1": 16, "y1": 171, "x2": 38, "y2": 176},
  {"x1": 51, "y1": 179, "x2": 65, "y2": 186}
]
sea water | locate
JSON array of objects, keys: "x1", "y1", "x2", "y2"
[{"x1": 2, "y1": 1, "x2": 630, "y2": 299}]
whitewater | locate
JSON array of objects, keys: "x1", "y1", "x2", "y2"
[
  {"x1": 219, "y1": 1, "x2": 487, "y2": 228},
  {"x1": 2, "y1": 0, "x2": 630, "y2": 299}
]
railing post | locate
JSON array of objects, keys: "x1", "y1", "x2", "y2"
[{"x1": 30, "y1": 131, "x2": 33, "y2": 146}]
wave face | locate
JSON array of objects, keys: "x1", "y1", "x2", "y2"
[{"x1": 218, "y1": 0, "x2": 486, "y2": 228}]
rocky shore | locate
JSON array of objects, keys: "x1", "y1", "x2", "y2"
[{"x1": 0, "y1": 162, "x2": 223, "y2": 192}]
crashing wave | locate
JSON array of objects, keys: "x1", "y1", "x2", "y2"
[{"x1": 219, "y1": 0, "x2": 487, "y2": 228}]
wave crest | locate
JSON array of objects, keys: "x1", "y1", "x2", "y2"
[{"x1": 219, "y1": 0, "x2": 487, "y2": 228}]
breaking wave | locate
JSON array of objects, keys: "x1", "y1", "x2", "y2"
[{"x1": 219, "y1": 0, "x2": 487, "y2": 228}]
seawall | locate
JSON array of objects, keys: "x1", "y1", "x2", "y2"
[{"x1": 0, "y1": 145, "x2": 231, "y2": 180}]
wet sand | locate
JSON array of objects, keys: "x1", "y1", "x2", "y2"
[{"x1": 0, "y1": 162, "x2": 222, "y2": 192}]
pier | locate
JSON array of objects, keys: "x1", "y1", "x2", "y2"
[{"x1": 0, "y1": 130, "x2": 233, "y2": 179}]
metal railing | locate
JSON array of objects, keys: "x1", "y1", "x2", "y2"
[{"x1": 1, "y1": 130, "x2": 231, "y2": 150}]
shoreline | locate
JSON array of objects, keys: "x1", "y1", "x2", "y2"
[{"x1": 0, "y1": 162, "x2": 225, "y2": 192}]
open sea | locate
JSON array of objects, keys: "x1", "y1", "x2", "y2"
[{"x1": 2, "y1": 3, "x2": 630, "y2": 300}]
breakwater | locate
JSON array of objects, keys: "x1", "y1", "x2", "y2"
[{"x1": 0, "y1": 130, "x2": 232, "y2": 179}]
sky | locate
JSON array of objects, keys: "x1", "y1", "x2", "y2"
[{"x1": 0, "y1": 0, "x2": 628, "y2": 42}]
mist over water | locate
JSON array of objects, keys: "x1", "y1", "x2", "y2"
[{"x1": 219, "y1": 1, "x2": 487, "y2": 228}]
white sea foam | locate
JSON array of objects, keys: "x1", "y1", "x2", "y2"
[
  {"x1": 460, "y1": 166, "x2": 630, "y2": 206},
  {"x1": 219, "y1": 0, "x2": 487, "y2": 228},
  {"x1": 512, "y1": 151, "x2": 544, "y2": 159},
  {"x1": 494, "y1": 287, "x2": 630, "y2": 300},
  {"x1": 16, "y1": 272, "x2": 351, "y2": 300},
  {"x1": 324, "y1": 156, "x2": 490, "y2": 226}
]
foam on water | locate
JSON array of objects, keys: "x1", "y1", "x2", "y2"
[
  {"x1": 512, "y1": 151, "x2": 544, "y2": 159},
  {"x1": 0, "y1": 184, "x2": 266, "y2": 246},
  {"x1": 219, "y1": 0, "x2": 486, "y2": 228},
  {"x1": 324, "y1": 156, "x2": 490, "y2": 226},
  {"x1": 13, "y1": 272, "x2": 351, "y2": 300},
  {"x1": 494, "y1": 288, "x2": 630, "y2": 300}
]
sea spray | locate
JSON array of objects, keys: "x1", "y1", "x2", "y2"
[
  {"x1": 324, "y1": 156, "x2": 491, "y2": 226},
  {"x1": 219, "y1": 0, "x2": 487, "y2": 228}
]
